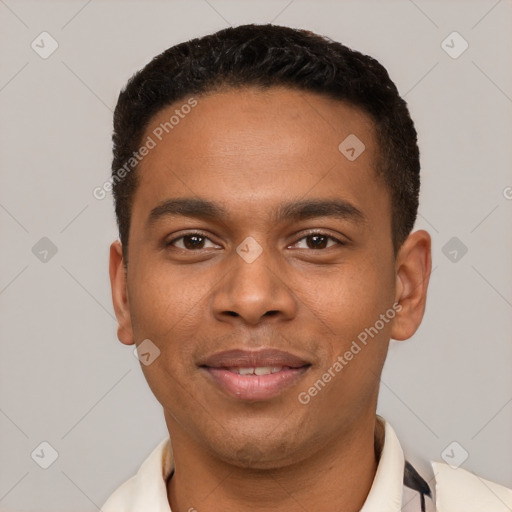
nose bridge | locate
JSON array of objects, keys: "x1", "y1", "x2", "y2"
[{"x1": 212, "y1": 239, "x2": 296, "y2": 324}]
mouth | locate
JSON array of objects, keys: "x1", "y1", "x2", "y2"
[{"x1": 198, "y1": 348, "x2": 312, "y2": 401}]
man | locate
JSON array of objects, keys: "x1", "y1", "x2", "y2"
[{"x1": 103, "y1": 24, "x2": 511, "y2": 511}]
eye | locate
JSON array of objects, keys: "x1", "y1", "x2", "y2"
[
  {"x1": 166, "y1": 232, "x2": 220, "y2": 251},
  {"x1": 291, "y1": 232, "x2": 344, "y2": 250},
  {"x1": 166, "y1": 231, "x2": 345, "y2": 252}
]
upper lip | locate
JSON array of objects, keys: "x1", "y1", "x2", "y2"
[{"x1": 199, "y1": 349, "x2": 311, "y2": 369}]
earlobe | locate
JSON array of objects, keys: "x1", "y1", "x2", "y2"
[
  {"x1": 391, "y1": 230, "x2": 432, "y2": 341},
  {"x1": 109, "y1": 240, "x2": 135, "y2": 345}
]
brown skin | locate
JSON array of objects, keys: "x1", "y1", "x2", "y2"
[{"x1": 109, "y1": 87, "x2": 431, "y2": 512}]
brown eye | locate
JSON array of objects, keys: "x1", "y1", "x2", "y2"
[
  {"x1": 167, "y1": 233, "x2": 219, "y2": 251},
  {"x1": 292, "y1": 232, "x2": 343, "y2": 250},
  {"x1": 306, "y1": 234, "x2": 329, "y2": 249},
  {"x1": 182, "y1": 235, "x2": 206, "y2": 250}
]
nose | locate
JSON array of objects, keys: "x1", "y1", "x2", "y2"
[{"x1": 211, "y1": 244, "x2": 297, "y2": 326}]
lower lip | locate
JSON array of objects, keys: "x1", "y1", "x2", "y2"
[{"x1": 202, "y1": 366, "x2": 309, "y2": 401}]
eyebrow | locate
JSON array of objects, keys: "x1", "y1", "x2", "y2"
[{"x1": 147, "y1": 197, "x2": 366, "y2": 227}]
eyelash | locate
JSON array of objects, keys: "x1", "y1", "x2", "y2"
[{"x1": 166, "y1": 231, "x2": 345, "y2": 251}]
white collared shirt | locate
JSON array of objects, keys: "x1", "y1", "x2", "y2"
[{"x1": 101, "y1": 418, "x2": 512, "y2": 511}]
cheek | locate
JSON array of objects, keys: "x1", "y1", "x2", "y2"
[
  {"x1": 127, "y1": 269, "x2": 199, "y2": 410},
  {"x1": 127, "y1": 254, "x2": 207, "y2": 338},
  {"x1": 305, "y1": 258, "x2": 395, "y2": 344},
  {"x1": 127, "y1": 257, "x2": 211, "y2": 387},
  {"x1": 296, "y1": 263, "x2": 394, "y2": 424}
]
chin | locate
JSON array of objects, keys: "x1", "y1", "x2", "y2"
[{"x1": 209, "y1": 430, "x2": 306, "y2": 470}]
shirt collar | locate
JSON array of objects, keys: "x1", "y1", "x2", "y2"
[
  {"x1": 130, "y1": 436, "x2": 174, "y2": 511},
  {"x1": 104, "y1": 417, "x2": 407, "y2": 512},
  {"x1": 360, "y1": 416, "x2": 405, "y2": 512}
]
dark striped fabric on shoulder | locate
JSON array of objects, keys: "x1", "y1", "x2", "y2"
[{"x1": 402, "y1": 461, "x2": 435, "y2": 512}]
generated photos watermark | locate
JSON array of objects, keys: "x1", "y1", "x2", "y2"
[
  {"x1": 93, "y1": 97, "x2": 198, "y2": 200},
  {"x1": 298, "y1": 302, "x2": 402, "y2": 405}
]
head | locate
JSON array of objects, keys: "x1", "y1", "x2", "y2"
[{"x1": 109, "y1": 24, "x2": 431, "y2": 468}]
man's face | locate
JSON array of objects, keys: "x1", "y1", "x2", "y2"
[{"x1": 112, "y1": 87, "x2": 406, "y2": 467}]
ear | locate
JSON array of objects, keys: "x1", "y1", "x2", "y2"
[
  {"x1": 109, "y1": 240, "x2": 134, "y2": 345},
  {"x1": 390, "y1": 230, "x2": 432, "y2": 341}
]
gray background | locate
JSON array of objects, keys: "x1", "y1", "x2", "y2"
[{"x1": 0, "y1": 0, "x2": 511, "y2": 510}]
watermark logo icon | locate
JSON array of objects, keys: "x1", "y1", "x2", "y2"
[
  {"x1": 236, "y1": 237, "x2": 263, "y2": 264},
  {"x1": 31, "y1": 32, "x2": 59, "y2": 59},
  {"x1": 442, "y1": 236, "x2": 468, "y2": 263},
  {"x1": 133, "y1": 339, "x2": 161, "y2": 366},
  {"x1": 31, "y1": 441, "x2": 59, "y2": 469},
  {"x1": 441, "y1": 441, "x2": 469, "y2": 468},
  {"x1": 441, "y1": 31, "x2": 468, "y2": 59},
  {"x1": 32, "y1": 237, "x2": 58, "y2": 263},
  {"x1": 338, "y1": 134, "x2": 366, "y2": 161}
]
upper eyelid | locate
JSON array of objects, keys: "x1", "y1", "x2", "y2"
[
  {"x1": 166, "y1": 230, "x2": 220, "y2": 246},
  {"x1": 166, "y1": 230, "x2": 345, "y2": 248}
]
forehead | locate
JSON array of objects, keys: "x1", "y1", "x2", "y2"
[
  {"x1": 131, "y1": 86, "x2": 389, "y2": 231},
  {"x1": 143, "y1": 86, "x2": 378, "y2": 164}
]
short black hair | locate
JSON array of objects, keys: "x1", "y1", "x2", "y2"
[{"x1": 111, "y1": 23, "x2": 420, "y2": 261}]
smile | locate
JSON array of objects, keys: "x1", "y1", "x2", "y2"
[
  {"x1": 198, "y1": 348, "x2": 312, "y2": 401},
  {"x1": 227, "y1": 366, "x2": 286, "y2": 375},
  {"x1": 202, "y1": 365, "x2": 310, "y2": 401}
]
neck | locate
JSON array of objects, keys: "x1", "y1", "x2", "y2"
[{"x1": 166, "y1": 414, "x2": 381, "y2": 512}]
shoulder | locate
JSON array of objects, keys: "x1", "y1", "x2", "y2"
[
  {"x1": 101, "y1": 438, "x2": 173, "y2": 512},
  {"x1": 432, "y1": 461, "x2": 512, "y2": 511},
  {"x1": 101, "y1": 475, "x2": 137, "y2": 511}
]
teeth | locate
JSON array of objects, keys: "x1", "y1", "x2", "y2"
[
  {"x1": 230, "y1": 366, "x2": 284, "y2": 375},
  {"x1": 254, "y1": 367, "x2": 273, "y2": 375}
]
